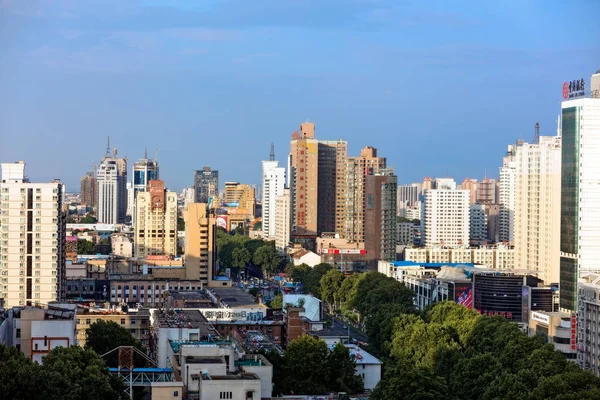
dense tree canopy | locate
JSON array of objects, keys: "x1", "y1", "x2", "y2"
[
  {"x1": 259, "y1": 335, "x2": 363, "y2": 396},
  {"x1": 216, "y1": 229, "x2": 281, "y2": 275},
  {"x1": 0, "y1": 344, "x2": 126, "y2": 400},
  {"x1": 371, "y1": 301, "x2": 600, "y2": 400},
  {"x1": 77, "y1": 239, "x2": 96, "y2": 255}
]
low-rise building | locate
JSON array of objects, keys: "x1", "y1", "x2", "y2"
[
  {"x1": 111, "y1": 233, "x2": 133, "y2": 257},
  {"x1": 345, "y1": 344, "x2": 382, "y2": 391},
  {"x1": 528, "y1": 311, "x2": 576, "y2": 361},
  {"x1": 75, "y1": 306, "x2": 151, "y2": 349},
  {"x1": 291, "y1": 249, "x2": 321, "y2": 268},
  {"x1": 577, "y1": 274, "x2": 600, "y2": 375},
  {"x1": 404, "y1": 245, "x2": 515, "y2": 269},
  {"x1": 6, "y1": 304, "x2": 77, "y2": 362}
]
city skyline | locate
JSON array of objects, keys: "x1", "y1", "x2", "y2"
[{"x1": 2, "y1": 1, "x2": 599, "y2": 191}]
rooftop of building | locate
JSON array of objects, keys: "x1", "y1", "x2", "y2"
[
  {"x1": 170, "y1": 340, "x2": 232, "y2": 353},
  {"x1": 392, "y1": 261, "x2": 475, "y2": 268},
  {"x1": 168, "y1": 290, "x2": 211, "y2": 301},
  {"x1": 309, "y1": 325, "x2": 350, "y2": 339},
  {"x1": 233, "y1": 329, "x2": 284, "y2": 355},
  {"x1": 236, "y1": 354, "x2": 272, "y2": 368},
  {"x1": 209, "y1": 287, "x2": 263, "y2": 309},
  {"x1": 13, "y1": 303, "x2": 77, "y2": 320},
  {"x1": 185, "y1": 355, "x2": 224, "y2": 364},
  {"x1": 344, "y1": 344, "x2": 383, "y2": 365},
  {"x1": 153, "y1": 309, "x2": 218, "y2": 337},
  {"x1": 198, "y1": 372, "x2": 260, "y2": 381}
]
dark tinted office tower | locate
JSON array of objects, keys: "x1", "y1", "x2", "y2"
[
  {"x1": 194, "y1": 167, "x2": 219, "y2": 203},
  {"x1": 80, "y1": 172, "x2": 96, "y2": 208}
]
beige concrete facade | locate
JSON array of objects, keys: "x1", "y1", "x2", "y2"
[
  {"x1": 184, "y1": 203, "x2": 217, "y2": 285},
  {"x1": 0, "y1": 162, "x2": 67, "y2": 307},
  {"x1": 290, "y1": 122, "x2": 319, "y2": 237},
  {"x1": 134, "y1": 180, "x2": 177, "y2": 258},
  {"x1": 76, "y1": 308, "x2": 151, "y2": 348},
  {"x1": 274, "y1": 188, "x2": 291, "y2": 252},
  {"x1": 514, "y1": 136, "x2": 561, "y2": 285},
  {"x1": 344, "y1": 146, "x2": 386, "y2": 243},
  {"x1": 223, "y1": 182, "x2": 256, "y2": 218}
]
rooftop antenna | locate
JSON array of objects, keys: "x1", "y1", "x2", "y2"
[
  {"x1": 144, "y1": 148, "x2": 148, "y2": 159},
  {"x1": 533, "y1": 122, "x2": 540, "y2": 144},
  {"x1": 270, "y1": 143, "x2": 275, "y2": 161},
  {"x1": 106, "y1": 136, "x2": 111, "y2": 157},
  {"x1": 155, "y1": 148, "x2": 158, "y2": 162}
]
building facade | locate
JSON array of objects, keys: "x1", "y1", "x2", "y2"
[
  {"x1": 317, "y1": 139, "x2": 348, "y2": 235},
  {"x1": 499, "y1": 144, "x2": 517, "y2": 243},
  {"x1": 514, "y1": 136, "x2": 562, "y2": 285},
  {"x1": 578, "y1": 274, "x2": 600, "y2": 374},
  {"x1": 184, "y1": 204, "x2": 217, "y2": 285},
  {"x1": 97, "y1": 148, "x2": 127, "y2": 224},
  {"x1": 364, "y1": 170, "x2": 398, "y2": 265},
  {"x1": 344, "y1": 146, "x2": 386, "y2": 243},
  {"x1": 560, "y1": 96, "x2": 600, "y2": 311},
  {"x1": 289, "y1": 122, "x2": 319, "y2": 239},
  {"x1": 261, "y1": 161, "x2": 285, "y2": 239},
  {"x1": 0, "y1": 162, "x2": 67, "y2": 308},
  {"x1": 194, "y1": 167, "x2": 218, "y2": 204},
  {"x1": 470, "y1": 204, "x2": 488, "y2": 243},
  {"x1": 274, "y1": 188, "x2": 291, "y2": 253},
  {"x1": 223, "y1": 182, "x2": 256, "y2": 217},
  {"x1": 134, "y1": 180, "x2": 178, "y2": 258},
  {"x1": 422, "y1": 189, "x2": 470, "y2": 247},
  {"x1": 80, "y1": 172, "x2": 96, "y2": 208}
]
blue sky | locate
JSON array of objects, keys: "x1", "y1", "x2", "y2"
[{"x1": 1, "y1": 0, "x2": 599, "y2": 192}]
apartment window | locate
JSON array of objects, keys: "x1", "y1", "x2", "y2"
[
  {"x1": 86, "y1": 319, "x2": 91, "y2": 325},
  {"x1": 16, "y1": 329, "x2": 21, "y2": 338},
  {"x1": 220, "y1": 392, "x2": 232, "y2": 399},
  {"x1": 121, "y1": 319, "x2": 126, "y2": 325}
]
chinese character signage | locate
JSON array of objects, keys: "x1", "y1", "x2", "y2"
[
  {"x1": 563, "y1": 79, "x2": 586, "y2": 99},
  {"x1": 198, "y1": 308, "x2": 265, "y2": 322}
]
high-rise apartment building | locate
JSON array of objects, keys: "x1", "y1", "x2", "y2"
[
  {"x1": 290, "y1": 122, "x2": 319, "y2": 239},
  {"x1": 261, "y1": 161, "x2": 285, "y2": 238},
  {"x1": 499, "y1": 144, "x2": 517, "y2": 243},
  {"x1": 470, "y1": 204, "x2": 488, "y2": 243},
  {"x1": 274, "y1": 188, "x2": 291, "y2": 253},
  {"x1": 194, "y1": 167, "x2": 219, "y2": 204},
  {"x1": 184, "y1": 203, "x2": 217, "y2": 285},
  {"x1": 0, "y1": 162, "x2": 66, "y2": 308},
  {"x1": 460, "y1": 178, "x2": 478, "y2": 204},
  {"x1": 476, "y1": 178, "x2": 498, "y2": 205},
  {"x1": 80, "y1": 172, "x2": 96, "y2": 208},
  {"x1": 422, "y1": 177, "x2": 433, "y2": 192},
  {"x1": 134, "y1": 180, "x2": 177, "y2": 258},
  {"x1": 130, "y1": 153, "x2": 159, "y2": 218},
  {"x1": 344, "y1": 146, "x2": 386, "y2": 243},
  {"x1": 397, "y1": 183, "x2": 421, "y2": 216},
  {"x1": 560, "y1": 95, "x2": 600, "y2": 311},
  {"x1": 364, "y1": 170, "x2": 397, "y2": 265},
  {"x1": 317, "y1": 139, "x2": 348, "y2": 235},
  {"x1": 514, "y1": 136, "x2": 562, "y2": 285},
  {"x1": 224, "y1": 182, "x2": 256, "y2": 217},
  {"x1": 96, "y1": 146, "x2": 127, "y2": 224},
  {"x1": 422, "y1": 189, "x2": 470, "y2": 247}
]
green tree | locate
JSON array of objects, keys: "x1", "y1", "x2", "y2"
[
  {"x1": 326, "y1": 342, "x2": 364, "y2": 394},
  {"x1": 371, "y1": 361, "x2": 448, "y2": 400},
  {"x1": 270, "y1": 293, "x2": 283, "y2": 309},
  {"x1": 85, "y1": 320, "x2": 146, "y2": 368},
  {"x1": 77, "y1": 239, "x2": 96, "y2": 255},
  {"x1": 253, "y1": 245, "x2": 281, "y2": 277},
  {"x1": 280, "y1": 335, "x2": 330, "y2": 395},
  {"x1": 232, "y1": 247, "x2": 251, "y2": 269},
  {"x1": 81, "y1": 214, "x2": 97, "y2": 223},
  {"x1": 40, "y1": 346, "x2": 127, "y2": 400},
  {"x1": 320, "y1": 269, "x2": 345, "y2": 313},
  {"x1": 303, "y1": 263, "x2": 333, "y2": 298},
  {"x1": 0, "y1": 344, "x2": 126, "y2": 400}
]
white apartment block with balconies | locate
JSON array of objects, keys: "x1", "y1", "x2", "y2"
[
  {"x1": 422, "y1": 189, "x2": 470, "y2": 248},
  {"x1": 0, "y1": 162, "x2": 66, "y2": 308}
]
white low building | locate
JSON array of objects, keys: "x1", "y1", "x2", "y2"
[{"x1": 346, "y1": 344, "x2": 382, "y2": 391}]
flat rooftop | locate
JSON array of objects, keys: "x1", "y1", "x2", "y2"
[
  {"x1": 200, "y1": 372, "x2": 259, "y2": 381},
  {"x1": 170, "y1": 340, "x2": 232, "y2": 353},
  {"x1": 185, "y1": 356, "x2": 224, "y2": 364},
  {"x1": 153, "y1": 309, "x2": 218, "y2": 337},
  {"x1": 209, "y1": 287, "x2": 265, "y2": 309}
]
